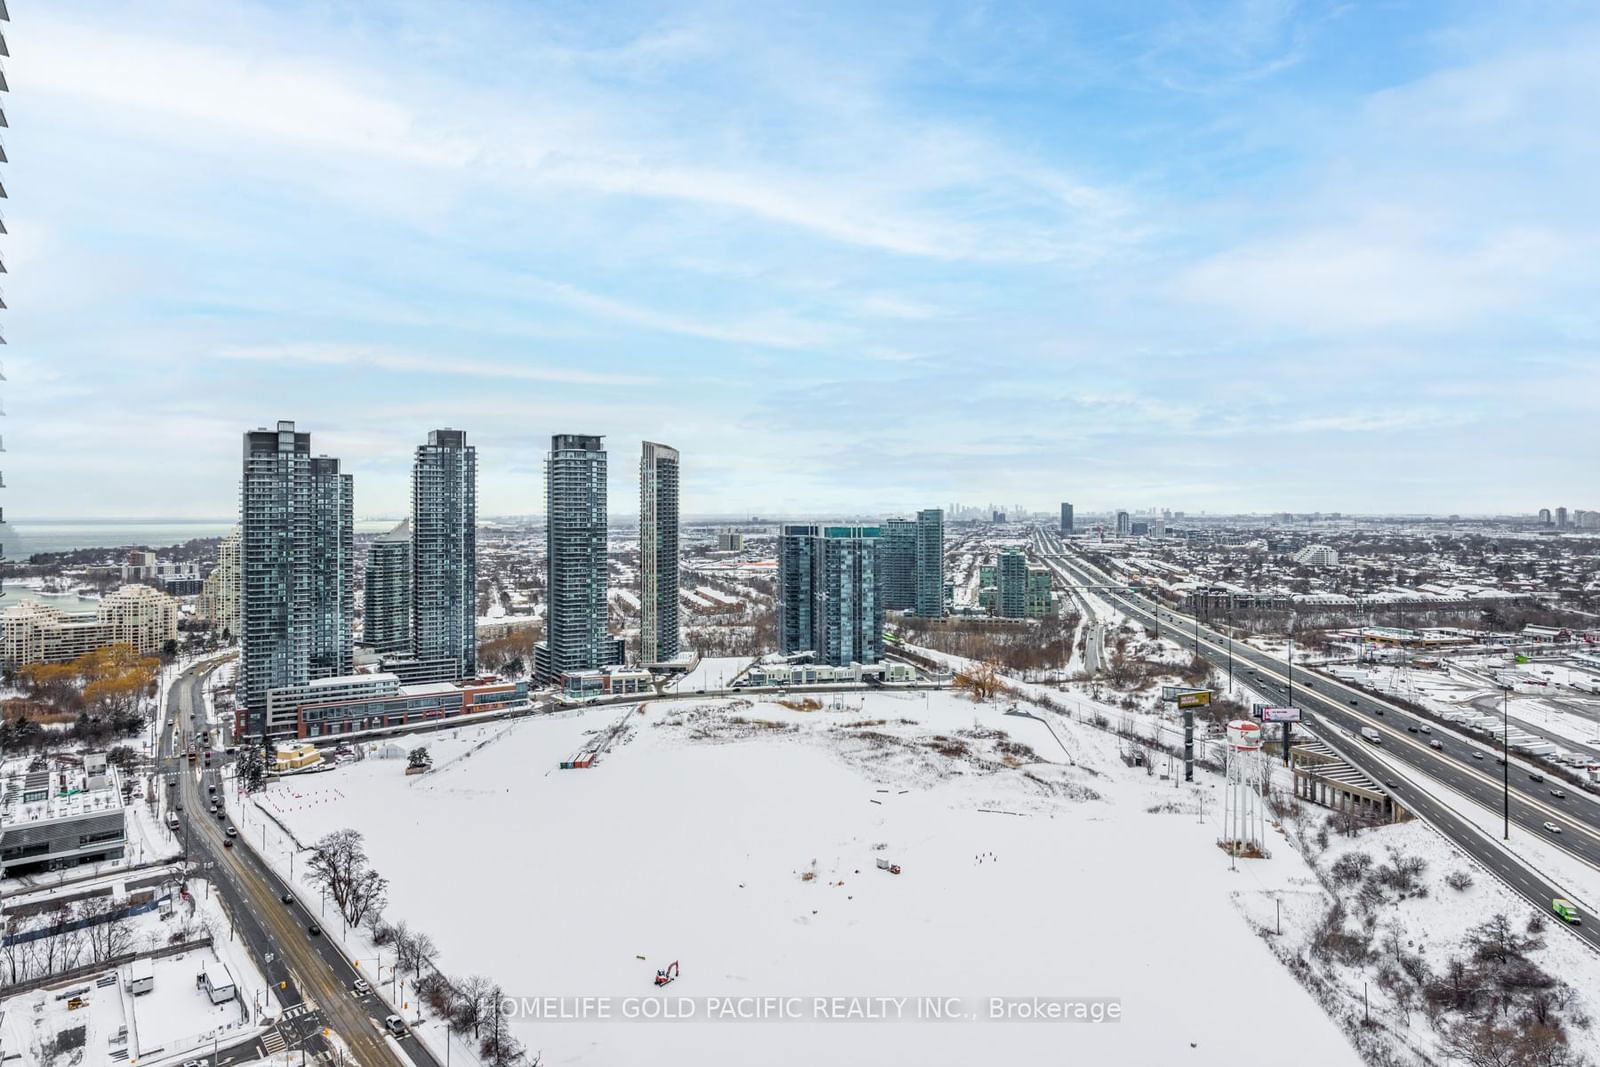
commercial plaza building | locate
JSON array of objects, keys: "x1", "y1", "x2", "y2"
[
  {"x1": 240, "y1": 421, "x2": 354, "y2": 736},
  {"x1": 778, "y1": 525, "x2": 884, "y2": 666},
  {"x1": 411, "y1": 429, "x2": 477, "y2": 679},
  {"x1": 535, "y1": 434, "x2": 612, "y2": 682},
  {"x1": 362, "y1": 518, "x2": 411, "y2": 653},
  {"x1": 0, "y1": 753, "x2": 126, "y2": 878},
  {"x1": 638, "y1": 441, "x2": 681, "y2": 664},
  {"x1": 265, "y1": 671, "x2": 531, "y2": 738}
]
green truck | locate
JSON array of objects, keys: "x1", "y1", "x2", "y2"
[{"x1": 1552, "y1": 899, "x2": 1582, "y2": 925}]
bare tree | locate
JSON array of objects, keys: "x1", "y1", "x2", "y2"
[{"x1": 307, "y1": 829, "x2": 388, "y2": 927}]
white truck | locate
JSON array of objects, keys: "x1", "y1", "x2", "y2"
[{"x1": 1360, "y1": 727, "x2": 1382, "y2": 744}]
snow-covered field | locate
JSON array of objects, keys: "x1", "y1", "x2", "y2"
[
  {"x1": 247, "y1": 689, "x2": 1364, "y2": 1067},
  {"x1": 667, "y1": 654, "x2": 752, "y2": 692}
]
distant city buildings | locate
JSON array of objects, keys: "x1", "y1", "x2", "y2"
[
  {"x1": 197, "y1": 526, "x2": 241, "y2": 637},
  {"x1": 1115, "y1": 510, "x2": 1131, "y2": 537},
  {"x1": 716, "y1": 529, "x2": 745, "y2": 552},
  {"x1": 410, "y1": 429, "x2": 477, "y2": 681},
  {"x1": 1556, "y1": 506, "x2": 1569, "y2": 529},
  {"x1": 639, "y1": 440, "x2": 681, "y2": 664},
  {"x1": 778, "y1": 525, "x2": 883, "y2": 666},
  {"x1": 241, "y1": 421, "x2": 354, "y2": 737},
  {"x1": 1060, "y1": 502, "x2": 1074, "y2": 534},
  {"x1": 363, "y1": 518, "x2": 411, "y2": 654},
  {"x1": 1, "y1": 584, "x2": 179, "y2": 670},
  {"x1": 536, "y1": 434, "x2": 612, "y2": 683},
  {"x1": 1293, "y1": 544, "x2": 1340, "y2": 568}
]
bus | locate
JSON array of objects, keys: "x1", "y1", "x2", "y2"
[{"x1": 165, "y1": 811, "x2": 180, "y2": 831}]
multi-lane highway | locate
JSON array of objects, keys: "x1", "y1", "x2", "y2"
[
  {"x1": 1031, "y1": 529, "x2": 1600, "y2": 947},
  {"x1": 162, "y1": 661, "x2": 441, "y2": 1067}
]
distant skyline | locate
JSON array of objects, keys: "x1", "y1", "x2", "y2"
[{"x1": 9, "y1": 1, "x2": 1600, "y2": 517}]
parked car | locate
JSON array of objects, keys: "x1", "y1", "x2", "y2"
[
  {"x1": 223, "y1": 839, "x2": 234, "y2": 849},
  {"x1": 225, "y1": 826, "x2": 238, "y2": 838},
  {"x1": 308, "y1": 924, "x2": 322, "y2": 936},
  {"x1": 281, "y1": 892, "x2": 295, "y2": 904},
  {"x1": 384, "y1": 1015, "x2": 407, "y2": 1037},
  {"x1": 353, "y1": 980, "x2": 371, "y2": 996}
]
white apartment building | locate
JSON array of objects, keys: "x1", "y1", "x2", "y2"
[
  {"x1": 198, "y1": 526, "x2": 242, "y2": 636},
  {"x1": 1, "y1": 584, "x2": 179, "y2": 669}
]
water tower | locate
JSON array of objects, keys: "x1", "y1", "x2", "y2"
[{"x1": 1221, "y1": 720, "x2": 1267, "y2": 861}]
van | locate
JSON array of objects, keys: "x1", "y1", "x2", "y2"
[{"x1": 1360, "y1": 728, "x2": 1381, "y2": 744}]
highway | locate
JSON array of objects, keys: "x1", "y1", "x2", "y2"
[
  {"x1": 161, "y1": 661, "x2": 441, "y2": 1067},
  {"x1": 1031, "y1": 529, "x2": 1600, "y2": 948}
]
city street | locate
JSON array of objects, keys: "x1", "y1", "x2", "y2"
[{"x1": 162, "y1": 661, "x2": 442, "y2": 1067}]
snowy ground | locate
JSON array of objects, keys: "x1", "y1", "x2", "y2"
[
  {"x1": 1252, "y1": 818, "x2": 1600, "y2": 1066},
  {"x1": 0, "y1": 874, "x2": 276, "y2": 1067},
  {"x1": 667, "y1": 654, "x2": 752, "y2": 692},
  {"x1": 243, "y1": 688, "x2": 1363, "y2": 1067}
]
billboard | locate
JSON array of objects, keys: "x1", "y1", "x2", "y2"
[
  {"x1": 1177, "y1": 691, "x2": 1212, "y2": 708},
  {"x1": 1260, "y1": 706, "x2": 1301, "y2": 723},
  {"x1": 1164, "y1": 686, "x2": 1211, "y2": 703}
]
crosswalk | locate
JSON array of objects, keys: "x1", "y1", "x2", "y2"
[{"x1": 261, "y1": 1030, "x2": 287, "y2": 1055}]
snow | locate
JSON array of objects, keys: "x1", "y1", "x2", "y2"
[
  {"x1": 243, "y1": 688, "x2": 1363, "y2": 1067},
  {"x1": 667, "y1": 655, "x2": 752, "y2": 692}
]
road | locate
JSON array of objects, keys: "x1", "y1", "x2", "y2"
[
  {"x1": 161, "y1": 661, "x2": 442, "y2": 1067},
  {"x1": 1031, "y1": 530, "x2": 1600, "y2": 949}
]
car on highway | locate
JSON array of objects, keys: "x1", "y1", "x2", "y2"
[
  {"x1": 223, "y1": 839, "x2": 234, "y2": 848},
  {"x1": 225, "y1": 826, "x2": 238, "y2": 838},
  {"x1": 1543, "y1": 822, "x2": 1562, "y2": 834},
  {"x1": 1385, "y1": 780, "x2": 1400, "y2": 789},
  {"x1": 1348, "y1": 699, "x2": 1358, "y2": 706},
  {"x1": 1553, "y1": 899, "x2": 1582, "y2": 925},
  {"x1": 1529, "y1": 773, "x2": 1545, "y2": 783},
  {"x1": 1429, "y1": 740, "x2": 1443, "y2": 750},
  {"x1": 207, "y1": 784, "x2": 216, "y2": 794},
  {"x1": 1374, "y1": 709, "x2": 1384, "y2": 716},
  {"x1": 1551, "y1": 789, "x2": 1567, "y2": 800},
  {"x1": 1471, "y1": 752, "x2": 1484, "y2": 761},
  {"x1": 1407, "y1": 726, "x2": 1418, "y2": 733},
  {"x1": 385, "y1": 1015, "x2": 407, "y2": 1037},
  {"x1": 1420, "y1": 726, "x2": 1432, "y2": 734},
  {"x1": 281, "y1": 891, "x2": 295, "y2": 904},
  {"x1": 308, "y1": 923, "x2": 322, "y2": 936}
]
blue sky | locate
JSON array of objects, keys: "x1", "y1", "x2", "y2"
[{"x1": 6, "y1": 0, "x2": 1598, "y2": 518}]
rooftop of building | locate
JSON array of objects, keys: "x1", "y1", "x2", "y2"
[{"x1": 0, "y1": 753, "x2": 122, "y2": 827}]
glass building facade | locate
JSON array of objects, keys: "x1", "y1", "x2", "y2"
[
  {"x1": 638, "y1": 441, "x2": 680, "y2": 664},
  {"x1": 537, "y1": 434, "x2": 609, "y2": 682},
  {"x1": 778, "y1": 525, "x2": 883, "y2": 666},
  {"x1": 412, "y1": 429, "x2": 477, "y2": 680},
  {"x1": 241, "y1": 421, "x2": 353, "y2": 736}
]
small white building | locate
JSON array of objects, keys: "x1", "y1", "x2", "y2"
[{"x1": 200, "y1": 960, "x2": 235, "y2": 1004}]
